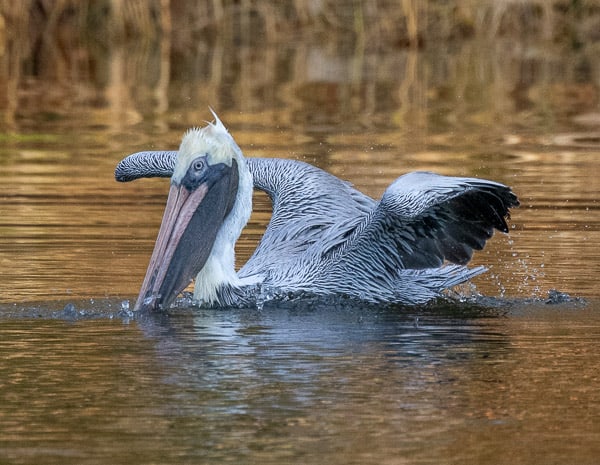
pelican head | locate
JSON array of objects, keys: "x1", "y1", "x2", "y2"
[{"x1": 134, "y1": 113, "x2": 252, "y2": 311}]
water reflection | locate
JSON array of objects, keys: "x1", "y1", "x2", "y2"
[
  {"x1": 1, "y1": 9, "x2": 599, "y2": 299},
  {"x1": 1, "y1": 298, "x2": 599, "y2": 464},
  {"x1": 1, "y1": 3, "x2": 600, "y2": 463},
  {"x1": 1, "y1": 133, "x2": 599, "y2": 301},
  {"x1": 3, "y1": 2, "x2": 599, "y2": 133}
]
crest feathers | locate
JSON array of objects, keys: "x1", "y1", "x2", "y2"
[{"x1": 209, "y1": 107, "x2": 228, "y2": 134}]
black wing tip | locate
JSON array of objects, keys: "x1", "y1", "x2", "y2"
[
  {"x1": 486, "y1": 185, "x2": 519, "y2": 233},
  {"x1": 504, "y1": 187, "x2": 520, "y2": 209},
  {"x1": 440, "y1": 184, "x2": 518, "y2": 265},
  {"x1": 500, "y1": 188, "x2": 520, "y2": 232}
]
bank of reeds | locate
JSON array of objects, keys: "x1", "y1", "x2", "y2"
[
  {"x1": 2, "y1": 1, "x2": 599, "y2": 50},
  {"x1": 0, "y1": 1, "x2": 598, "y2": 128}
]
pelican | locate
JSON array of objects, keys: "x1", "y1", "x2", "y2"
[{"x1": 115, "y1": 113, "x2": 519, "y2": 311}]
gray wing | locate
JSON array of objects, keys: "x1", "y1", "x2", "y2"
[
  {"x1": 330, "y1": 171, "x2": 519, "y2": 275},
  {"x1": 115, "y1": 151, "x2": 177, "y2": 181},
  {"x1": 240, "y1": 158, "x2": 375, "y2": 277},
  {"x1": 115, "y1": 152, "x2": 518, "y2": 283},
  {"x1": 115, "y1": 150, "x2": 375, "y2": 274}
]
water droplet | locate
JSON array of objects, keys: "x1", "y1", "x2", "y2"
[
  {"x1": 118, "y1": 300, "x2": 134, "y2": 318},
  {"x1": 63, "y1": 303, "x2": 76, "y2": 316}
]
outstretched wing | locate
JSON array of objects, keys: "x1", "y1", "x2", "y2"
[
  {"x1": 331, "y1": 171, "x2": 519, "y2": 276},
  {"x1": 115, "y1": 151, "x2": 375, "y2": 274},
  {"x1": 115, "y1": 152, "x2": 518, "y2": 282}
]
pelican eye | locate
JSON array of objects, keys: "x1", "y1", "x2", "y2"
[
  {"x1": 180, "y1": 156, "x2": 211, "y2": 191},
  {"x1": 192, "y1": 158, "x2": 205, "y2": 172}
]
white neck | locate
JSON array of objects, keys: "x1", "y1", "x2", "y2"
[{"x1": 192, "y1": 155, "x2": 254, "y2": 305}]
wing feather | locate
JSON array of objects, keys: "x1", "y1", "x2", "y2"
[
  {"x1": 115, "y1": 153, "x2": 519, "y2": 291},
  {"x1": 335, "y1": 171, "x2": 519, "y2": 272},
  {"x1": 240, "y1": 158, "x2": 375, "y2": 277},
  {"x1": 114, "y1": 150, "x2": 375, "y2": 275},
  {"x1": 114, "y1": 151, "x2": 177, "y2": 181}
]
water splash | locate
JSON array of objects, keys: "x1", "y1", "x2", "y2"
[{"x1": 118, "y1": 300, "x2": 134, "y2": 319}]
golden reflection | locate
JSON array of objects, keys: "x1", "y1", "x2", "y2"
[
  {"x1": 0, "y1": 1, "x2": 599, "y2": 301},
  {"x1": 1, "y1": 6, "x2": 600, "y2": 465},
  {"x1": 1, "y1": 1, "x2": 599, "y2": 131}
]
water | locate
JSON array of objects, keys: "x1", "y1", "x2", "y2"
[
  {"x1": 2, "y1": 4, "x2": 600, "y2": 463},
  {"x1": 1, "y1": 300, "x2": 599, "y2": 464}
]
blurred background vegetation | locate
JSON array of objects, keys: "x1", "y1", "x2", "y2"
[{"x1": 0, "y1": 0, "x2": 599, "y2": 132}]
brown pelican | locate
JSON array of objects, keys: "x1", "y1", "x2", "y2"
[{"x1": 115, "y1": 114, "x2": 519, "y2": 311}]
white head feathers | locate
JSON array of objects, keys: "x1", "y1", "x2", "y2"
[{"x1": 172, "y1": 110, "x2": 242, "y2": 184}]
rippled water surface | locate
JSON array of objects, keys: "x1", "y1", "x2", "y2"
[
  {"x1": 1, "y1": 300, "x2": 599, "y2": 464},
  {"x1": 2, "y1": 4, "x2": 600, "y2": 463}
]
